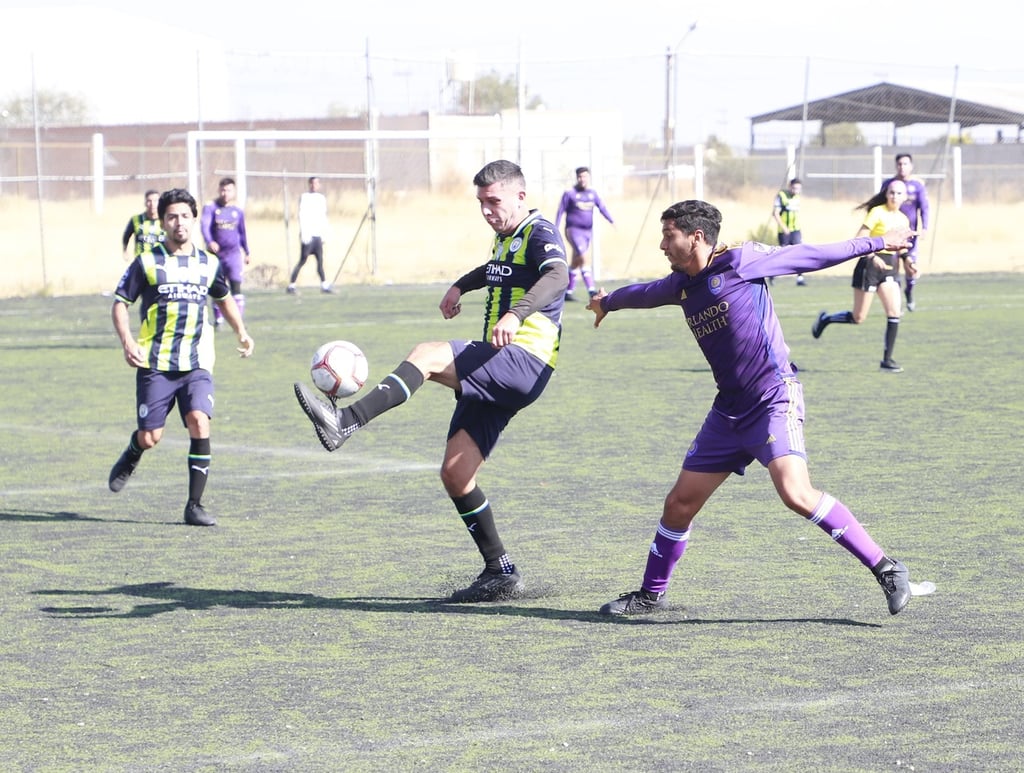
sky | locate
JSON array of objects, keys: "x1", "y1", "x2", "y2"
[{"x1": 4, "y1": 0, "x2": 1023, "y2": 149}]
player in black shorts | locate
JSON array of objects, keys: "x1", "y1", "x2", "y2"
[
  {"x1": 811, "y1": 180, "x2": 916, "y2": 372},
  {"x1": 293, "y1": 160, "x2": 569, "y2": 603}
]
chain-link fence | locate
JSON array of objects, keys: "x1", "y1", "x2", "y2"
[{"x1": 4, "y1": 45, "x2": 1023, "y2": 295}]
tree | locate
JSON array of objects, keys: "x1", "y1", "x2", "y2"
[
  {"x1": 0, "y1": 90, "x2": 91, "y2": 127},
  {"x1": 454, "y1": 70, "x2": 542, "y2": 115},
  {"x1": 703, "y1": 134, "x2": 751, "y2": 196}
]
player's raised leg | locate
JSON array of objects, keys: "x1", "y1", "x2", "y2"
[
  {"x1": 294, "y1": 359, "x2": 425, "y2": 451},
  {"x1": 293, "y1": 340, "x2": 458, "y2": 451}
]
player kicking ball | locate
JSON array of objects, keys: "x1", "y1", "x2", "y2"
[
  {"x1": 588, "y1": 199, "x2": 916, "y2": 617},
  {"x1": 293, "y1": 160, "x2": 568, "y2": 603}
]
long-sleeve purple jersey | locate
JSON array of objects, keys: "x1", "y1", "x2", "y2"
[
  {"x1": 601, "y1": 236, "x2": 885, "y2": 416},
  {"x1": 200, "y1": 202, "x2": 249, "y2": 263},
  {"x1": 555, "y1": 186, "x2": 614, "y2": 231}
]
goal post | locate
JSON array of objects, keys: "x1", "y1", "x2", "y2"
[
  {"x1": 184, "y1": 125, "x2": 620, "y2": 282},
  {"x1": 186, "y1": 129, "x2": 394, "y2": 274}
]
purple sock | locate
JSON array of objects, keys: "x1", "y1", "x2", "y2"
[
  {"x1": 566, "y1": 270, "x2": 579, "y2": 294},
  {"x1": 809, "y1": 494, "x2": 885, "y2": 569},
  {"x1": 580, "y1": 268, "x2": 595, "y2": 293},
  {"x1": 233, "y1": 293, "x2": 246, "y2": 319},
  {"x1": 641, "y1": 523, "x2": 690, "y2": 594}
]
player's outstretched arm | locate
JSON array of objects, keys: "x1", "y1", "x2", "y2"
[
  {"x1": 881, "y1": 227, "x2": 915, "y2": 253},
  {"x1": 588, "y1": 290, "x2": 608, "y2": 328}
]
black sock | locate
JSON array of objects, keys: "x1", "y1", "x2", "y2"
[
  {"x1": 348, "y1": 360, "x2": 425, "y2": 427},
  {"x1": 187, "y1": 437, "x2": 211, "y2": 504},
  {"x1": 826, "y1": 310, "x2": 855, "y2": 325},
  {"x1": 126, "y1": 432, "x2": 144, "y2": 460},
  {"x1": 884, "y1": 317, "x2": 900, "y2": 360},
  {"x1": 452, "y1": 486, "x2": 512, "y2": 574}
]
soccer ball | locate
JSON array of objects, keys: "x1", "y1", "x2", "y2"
[{"x1": 310, "y1": 340, "x2": 369, "y2": 399}]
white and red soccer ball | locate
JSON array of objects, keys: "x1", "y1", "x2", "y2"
[{"x1": 309, "y1": 340, "x2": 368, "y2": 399}]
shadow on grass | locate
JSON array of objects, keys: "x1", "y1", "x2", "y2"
[
  {"x1": 0, "y1": 341, "x2": 114, "y2": 351},
  {"x1": 0, "y1": 509, "x2": 156, "y2": 525},
  {"x1": 33, "y1": 581, "x2": 880, "y2": 627},
  {"x1": 0, "y1": 509, "x2": 103, "y2": 522}
]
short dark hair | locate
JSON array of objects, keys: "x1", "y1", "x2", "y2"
[
  {"x1": 158, "y1": 188, "x2": 198, "y2": 219},
  {"x1": 218, "y1": 177, "x2": 236, "y2": 187},
  {"x1": 308, "y1": 176, "x2": 319, "y2": 185},
  {"x1": 575, "y1": 166, "x2": 590, "y2": 176},
  {"x1": 473, "y1": 160, "x2": 525, "y2": 188},
  {"x1": 660, "y1": 200, "x2": 723, "y2": 244},
  {"x1": 789, "y1": 177, "x2": 801, "y2": 186},
  {"x1": 895, "y1": 153, "x2": 913, "y2": 164},
  {"x1": 144, "y1": 189, "x2": 159, "y2": 198}
]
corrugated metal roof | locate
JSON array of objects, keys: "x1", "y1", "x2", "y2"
[{"x1": 750, "y1": 82, "x2": 1024, "y2": 128}]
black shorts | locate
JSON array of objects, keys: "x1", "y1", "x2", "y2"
[
  {"x1": 136, "y1": 368, "x2": 215, "y2": 430},
  {"x1": 447, "y1": 340, "x2": 552, "y2": 459},
  {"x1": 852, "y1": 253, "x2": 899, "y2": 292}
]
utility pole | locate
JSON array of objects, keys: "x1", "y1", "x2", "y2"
[{"x1": 665, "y1": 21, "x2": 698, "y2": 200}]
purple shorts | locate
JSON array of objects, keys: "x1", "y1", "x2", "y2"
[
  {"x1": 135, "y1": 368, "x2": 215, "y2": 430},
  {"x1": 683, "y1": 378, "x2": 806, "y2": 476},
  {"x1": 218, "y1": 252, "x2": 245, "y2": 285},
  {"x1": 565, "y1": 227, "x2": 592, "y2": 257},
  {"x1": 447, "y1": 340, "x2": 552, "y2": 458}
]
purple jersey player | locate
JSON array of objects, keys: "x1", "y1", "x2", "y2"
[
  {"x1": 200, "y1": 177, "x2": 251, "y2": 323},
  {"x1": 555, "y1": 166, "x2": 614, "y2": 300},
  {"x1": 880, "y1": 153, "x2": 929, "y2": 309},
  {"x1": 587, "y1": 199, "x2": 916, "y2": 618}
]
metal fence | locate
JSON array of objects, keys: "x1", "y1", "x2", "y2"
[{"x1": 4, "y1": 126, "x2": 1024, "y2": 209}]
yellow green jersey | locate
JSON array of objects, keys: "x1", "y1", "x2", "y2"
[
  {"x1": 122, "y1": 213, "x2": 165, "y2": 257},
  {"x1": 112, "y1": 243, "x2": 229, "y2": 372},
  {"x1": 480, "y1": 211, "x2": 567, "y2": 367}
]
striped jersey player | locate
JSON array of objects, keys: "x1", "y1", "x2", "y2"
[
  {"x1": 121, "y1": 189, "x2": 165, "y2": 258},
  {"x1": 108, "y1": 188, "x2": 254, "y2": 527},
  {"x1": 293, "y1": 160, "x2": 568, "y2": 603}
]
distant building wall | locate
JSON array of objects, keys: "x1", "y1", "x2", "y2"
[{"x1": 0, "y1": 109, "x2": 624, "y2": 205}]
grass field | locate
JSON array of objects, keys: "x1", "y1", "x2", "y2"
[{"x1": 1, "y1": 274, "x2": 1022, "y2": 771}]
